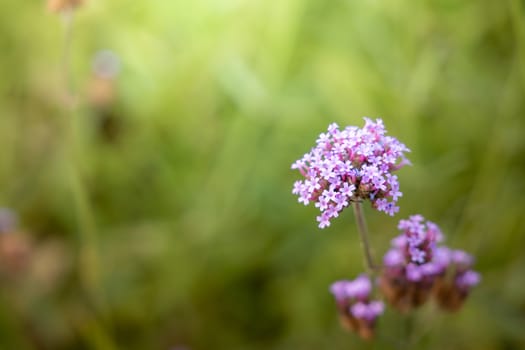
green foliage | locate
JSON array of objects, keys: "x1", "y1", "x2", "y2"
[{"x1": 1, "y1": 0, "x2": 525, "y2": 349}]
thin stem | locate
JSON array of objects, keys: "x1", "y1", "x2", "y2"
[
  {"x1": 58, "y1": 7, "x2": 105, "y2": 312},
  {"x1": 61, "y1": 9, "x2": 75, "y2": 105},
  {"x1": 404, "y1": 313, "x2": 414, "y2": 347},
  {"x1": 55, "y1": 8, "x2": 116, "y2": 348},
  {"x1": 352, "y1": 201, "x2": 377, "y2": 273}
]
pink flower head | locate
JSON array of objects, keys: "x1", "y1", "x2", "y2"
[{"x1": 292, "y1": 118, "x2": 410, "y2": 228}]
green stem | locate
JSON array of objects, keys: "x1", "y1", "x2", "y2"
[
  {"x1": 61, "y1": 9, "x2": 75, "y2": 102},
  {"x1": 404, "y1": 313, "x2": 415, "y2": 348},
  {"x1": 352, "y1": 201, "x2": 377, "y2": 273},
  {"x1": 59, "y1": 7, "x2": 106, "y2": 313}
]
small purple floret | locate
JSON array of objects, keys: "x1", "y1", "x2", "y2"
[
  {"x1": 329, "y1": 274, "x2": 371, "y2": 301},
  {"x1": 456, "y1": 270, "x2": 481, "y2": 290},
  {"x1": 350, "y1": 301, "x2": 385, "y2": 321},
  {"x1": 383, "y1": 249, "x2": 405, "y2": 267},
  {"x1": 346, "y1": 274, "x2": 372, "y2": 299},
  {"x1": 330, "y1": 280, "x2": 352, "y2": 301}
]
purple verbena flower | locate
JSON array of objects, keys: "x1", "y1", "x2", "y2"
[
  {"x1": 434, "y1": 251, "x2": 481, "y2": 312},
  {"x1": 330, "y1": 280, "x2": 353, "y2": 302},
  {"x1": 329, "y1": 274, "x2": 371, "y2": 302},
  {"x1": 397, "y1": 215, "x2": 442, "y2": 266},
  {"x1": 350, "y1": 301, "x2": 385, "y2": 321},
  {"x1": 291, "y1": 118, "x2": 410, "y2": 228},
  {"x1": 383, "y1": 249, "x2": 405, "y2": 267},
  {"x1": 451, "y1": 250, "x2": 474, "y2": 271},
  {"x1": 380, "y1": 214, "x2": 481, "y2": 312},
  {"x1": 455, "y1": 270, "x2": 481, "y2": 290},
  {"x1": 405, "y1": 263, "x2": 424, "y2": 281},
  {"x1": 346, "y1": 274, "x2": 372, "y2": 300},
  {"x1": 330, "y1": 275, "x2": 384, "y2": 340}
]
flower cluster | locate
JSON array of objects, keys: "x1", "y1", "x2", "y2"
[
  {"x1": 292, "y1": 118, "x2": 410, "y2": 228},
  {"x1": 379, "y1": 215, "x2": 480, "y2": 312},
  {"x1": 293, "y1": 119, "x2": 481, "y2": 340},
  {"x1": 433, "y1": 247, "x2": 481, "y2": 311},
  {"x1": 330, "y1": 275, "x2": 384, "y2": 340}
]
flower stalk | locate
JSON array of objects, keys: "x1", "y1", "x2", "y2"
[{"x1": 352, "y1": 201, "x2": 377, "y2": 273}]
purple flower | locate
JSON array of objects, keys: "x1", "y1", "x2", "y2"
[
  {"x1": 409, "y1": 246, "x2": 426, "y2": 264},
  {"x1": 317, "y1": 213, "x2": 331, "y2": 229},
  {"x1": 291, "y1": 118, "x2": 410, "y2": 228},
  {"x1": 384, "y1": 216, "x2": 476, "y2": 281},
  {"x1": 391, "y1": 235, "x2": 407, "y2": 249},
  {"x1": 330, "y1": 275, "x2": 384, "y2": 339},
  {"x1": 455, "y1": 270, "x2": 481, "y2": 290},
  {"x1": 330, "y1": 274, "x2": 371, "y2": 301},
  {"x1": 346, "y1": 274, "x2": 372, "y2": 299},
  {"x1": 451, "y1": 250, "x2": 474, "y2": 270},
  {"x1": 396, "y1": 215, "x2": 442, "y2": 265},
  {"x1": 380, "y1": 214, "x2": 481, "y2": 312},
  {"x1": 406, "y1": 263, "x2": 423, "y2": 281},
  {"x1": 383, "y1": 249, "x2": 405, "y2": 267},
  {"x1": 432, "y1": 247, "x2": 451, "y2": 273},
  {"x1": 434, "y1": 257, "x2": 481, "y2": 312},
  {"x1": 350, "y1": 301, "x2": 385, "y2": 321},
  {"x1": 330, "y1": 280, "x2": 353, "y2": 301}
]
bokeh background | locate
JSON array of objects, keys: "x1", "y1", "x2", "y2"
[{"x1": 1, "y1": 0, "x2": 525, "y2": 349}]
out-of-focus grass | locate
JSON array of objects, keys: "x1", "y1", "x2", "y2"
[{"x1": 1, "y1": 0, "x2": 525, "y2": 349}]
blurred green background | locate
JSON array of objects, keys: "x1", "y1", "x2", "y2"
[{"x1": 1, "y1": 0, "x2": 525, "y2": 349}]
